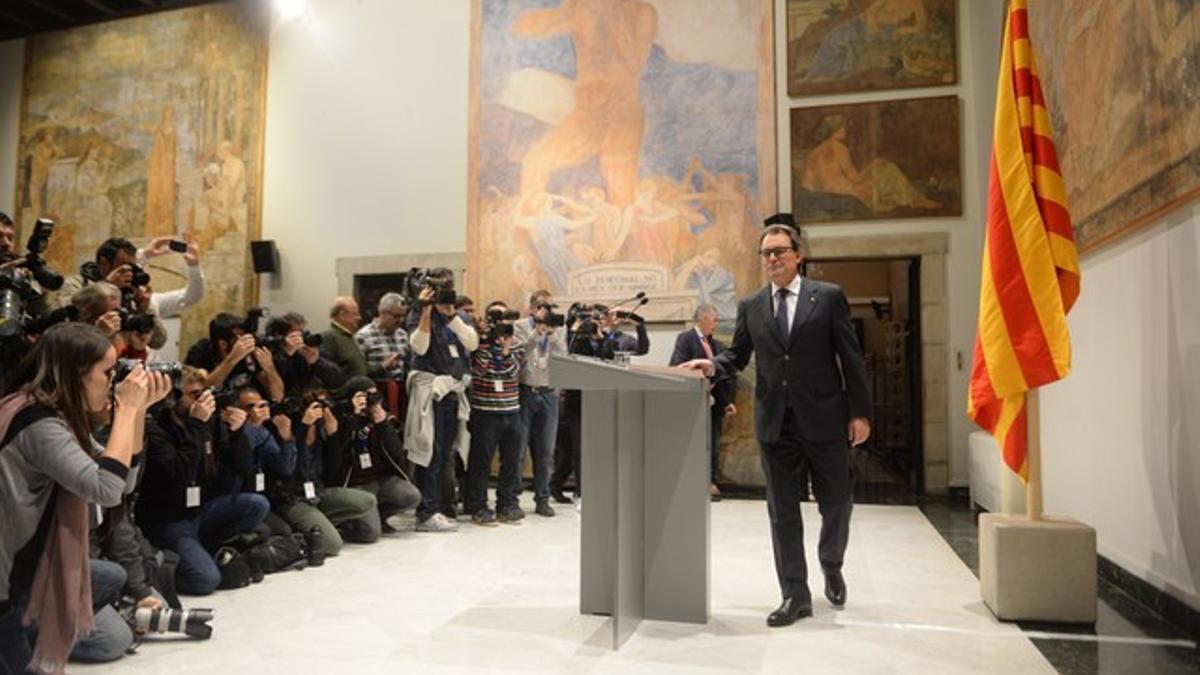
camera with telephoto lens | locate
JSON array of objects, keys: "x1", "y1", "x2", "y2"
[
  {"x1": 125, "y1": 605, "x2": 214, "y2": 640},
  {"x1": 0, "y1": 219, "x2": 64, "y2": 336},
  {"x1": 118, "y1": 307, "x2": 156, "y2": 335},
  {"x1": 270, "y1": 397, "x2": 303, "y2": 417},
  {"x1": 113, "y1": 359, "x2": 183, "y2": 386}
]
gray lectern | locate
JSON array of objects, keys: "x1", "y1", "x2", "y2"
[{"x1": 549, "y1": 354, "x2": 710, "y2": 649}]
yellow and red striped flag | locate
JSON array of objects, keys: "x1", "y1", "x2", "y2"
[{"x1": 968, "y1": 0, "x2": 1080, "y2": 481}]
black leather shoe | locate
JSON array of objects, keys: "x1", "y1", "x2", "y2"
[
  {"x1": 551, "y1": 490, "x2": 574, "y2": 505},
  {"x1": 824, "y1": 570, "x2": 846, "y2": 608},
  {"x1": 766, "y1": 597, "x2": 812, "y2": 627}
]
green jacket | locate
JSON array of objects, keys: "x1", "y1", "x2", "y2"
[{"x1": 320, "y1": 322, "x2": 367, "y2": 395}]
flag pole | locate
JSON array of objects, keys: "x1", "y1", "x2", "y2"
[{"x1": 1025, "y1": 388, "x2": 1043, "y2": 521}]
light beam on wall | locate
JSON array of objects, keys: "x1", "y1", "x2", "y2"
[{"x1": 275, "y1": 0, "x2": 307, "y2": 22}]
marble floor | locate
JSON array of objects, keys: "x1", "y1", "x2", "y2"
[{"x1": 75, "y1": 499, "x2": 1067, "y2": 674}]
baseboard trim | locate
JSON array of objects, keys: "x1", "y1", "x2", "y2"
[{"x1": 1097, "y1": 555, "x2": 1200, "y2": 646}]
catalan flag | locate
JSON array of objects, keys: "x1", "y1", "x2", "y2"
[{"x1": 968, "y1": 0, "x2": 1080, "y2": 481}]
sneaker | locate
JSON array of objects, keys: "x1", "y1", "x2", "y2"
[
  {"x1": 497, "y1": 506, "x2": 525, "y2": 523},
  {"x1": 535, "y1": 500, "x2": 556, "y2": 517},
  {"x1": 472, "y1": 509, "x2": 498, "y2": 526},
  {"x1": 416, "y1": 513, "x2": 459, "y2": 532}
]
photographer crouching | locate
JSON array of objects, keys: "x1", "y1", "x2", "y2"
[
  {"x1": 331, "y1": 377, "x2": 420, "y2": 536},
  {"x1": 136, "y1": 367, "x2": 269, "y2": 596},
  {"x1": 0, "y1": 323, "x2": 171, "y2": 673},
  {"x1": 403, "y1": 269, "x2": 477, "y2": 533}
]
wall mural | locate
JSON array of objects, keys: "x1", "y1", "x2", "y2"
[
  {"x1": 14, "y1": 3, "x2": 268, "y2": 348},
  {"x1": 786, "y1": 0, "x2": 957, "y2": 97},
  {"x1": 467, "y1": 0, "x2": 776, "y2": 324},
  {"x1": 790, "y1": 95, "x2": 961, "y2": 223},
  {"x1": 1028, "y1": 0, "x2": 1200, "y2": 253}
]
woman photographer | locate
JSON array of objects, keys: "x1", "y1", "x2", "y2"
[{"x1": 0, "y1": 322, "x2": 169, "y2": 674}]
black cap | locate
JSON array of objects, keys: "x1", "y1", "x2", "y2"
[{"x1": 764, "y1": 212, "x2": 796, "y2": 228}]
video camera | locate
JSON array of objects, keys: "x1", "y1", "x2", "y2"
[
  {"x1": 404, "y1": 267, "x2": 456, "y2": 306},
  {"x1": 0, "y1": 218, "x2": 65, "y2": 336},
  {"x1": 534, "y1": 302, "x2": 566, "y2": 328}
]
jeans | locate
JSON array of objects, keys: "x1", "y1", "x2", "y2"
[
  {"x1": 519, "y1": 387, "x2": 558, "y2": 502},
  {"x1": 146, "y1": 492, "x2": 270, "y2": 596},
  {"x1": 70, "y1": 559, "x2": 133, "y2": 663},
  {"x1": 465, "y1": 411, "x2": 524, "y2": 514},
  {"x1": 415, "y1": 394, "x2": 459, "y2": 522}
]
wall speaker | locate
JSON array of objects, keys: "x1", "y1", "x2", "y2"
[{"x1": 249, "y1": 240, "x2": 279, "y2": 274}]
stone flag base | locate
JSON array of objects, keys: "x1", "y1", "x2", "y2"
[{"x1": 979, "y1": 513, "x2": 1098, "y2": 624}]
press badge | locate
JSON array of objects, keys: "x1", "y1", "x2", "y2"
[
  {"x1": 303, "y1": 481, "x2": 317, "y2": 500},
  {"x1": 359, "y1": 452, "x2": 373, "y2": 469},
  {"x1": 94, "y1": 503, "x2": 104, "y2": 526},
  {"x1": 255, "y1": 472, "x2": 266, "y2": 492},
  {"x1": 448, "y1": 345, "x2": 460, "y2": 359},
  {"x1": 186, "y1": 486, "x2": 201, "y2": 508},
  {"x1": 493, "y1": 380, "x2": 503, "y2": 393}
]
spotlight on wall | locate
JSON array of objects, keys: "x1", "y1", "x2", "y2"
[{"x1": 275, "y1": 0, "x2": 307, "y2": 21}]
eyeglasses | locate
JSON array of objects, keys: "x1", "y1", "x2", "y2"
[{"x1": 759, "y1": 247, "x2": 795, "y2": 260}]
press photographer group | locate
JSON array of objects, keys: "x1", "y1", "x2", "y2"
[{"x1": 0, "y1": 212, "x2": 703, "y2": 672}]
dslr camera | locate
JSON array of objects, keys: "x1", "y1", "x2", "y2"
[
  {"x1": 118, "y1": 307, "x2": 157, "y2": 335},
  {"x1": 122, "y1": 604, "x2": 214, "y2": 640},
  {"x1": 0, "y1": 218, "x2": 65, "y2": 336}
]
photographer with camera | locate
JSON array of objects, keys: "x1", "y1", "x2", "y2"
[
  {"x1": 136, "y1": 367, "x2": 270, "y2": 597},
  {"x1": 234, "y1": 388, "x2": 298, "y2": 499},
  {"x1": 263, "y1": 313, "x2": 342, "y2": 397},
  {"x1": 70, "y1": 281, "x2": 124, "y2": 344},
  {"x1": 320, "y1": 297, "x2": 369, "y2": 393},
  {"x1": 185, "y1": 313, "x2": 284, "y2": 401},
  {"x1": 513, "y1": 290, "x2": 567, "y2": 517},
  {"x1": 139, "y1": 236, "x2": 206, "y2": 319},
  {"x1": 354, "y1": 293, "x2": 410, "y2": 383},
  {"x1": 465, "y1": 302, "x2": 526, "y2": 525},
  {"x1": 270, "y1": 390, "x2": 380, "y2": 554},
  {"x1": 58, "y1": 237, "x2": 168, "y2": 351},
  {"x1": 403, "y1": 268, "x2": 476, "y2": 533},
  {"x1": 550, "y1": 303, "x2": 650, "y2": 504},
  {"x1": 331, "y1": 376, "x2": 421, "y2": 535},
  {"x1": 0, "y1": 323, "x2": 171, "y2": 673}
]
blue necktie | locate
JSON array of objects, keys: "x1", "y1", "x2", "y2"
[{"x1": 775, "y1": 288, "x2": 790, "y2": 342}]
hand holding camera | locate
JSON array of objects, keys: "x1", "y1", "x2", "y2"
[
  {"x1": 351, "y1": 391, "x2": 368, "y2": 416},
  {"x1": 271, "y1": 413, "x2": 293, "y2": 442},
  {"x1": 96, "y1": 309, "x2": 122, "y2": 337},
  {"x1": 370, "y1": 401, "x2": 387, "y2": 424},
  {"x1": 221, "y1": 406, "x2": 247, "y2": 431},
  {"x1": 190, "y1": 389, "x2": 217, "y2": 423},
  {"x1": 301, "y1": 401, "x2": 324, "y2": 426},
  {"x1": 230, "y1": 334, "x2": 257, "y2": 362}
]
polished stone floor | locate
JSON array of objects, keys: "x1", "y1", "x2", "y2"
[
  {"x1": 75, "y1": 498, "x2": 1069, "y2": 674},
  {"x1": 920, "y1": 500, "x2": 1200, "y2": 674}
]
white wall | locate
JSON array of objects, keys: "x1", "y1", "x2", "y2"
[
  {"x1": 259, "y1": 0, "x2": 470, "y2": 327},
  {"x1": 775, "y1": 0, "x2": 1006, "y2": 486},
  {"x1": 1040, "y1": 198, "x2": 1200, "y2": 612},
  {"x1": 0, "y1": 39, "x2": 24, "y2": 213}
]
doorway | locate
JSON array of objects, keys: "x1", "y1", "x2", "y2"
[{"x1": 805, "y1": 257, "x2": 924, "y2": 503}]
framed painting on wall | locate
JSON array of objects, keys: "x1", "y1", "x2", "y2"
[
  {"x1": 790, "y1": 95, "x2": 961, "y2": 223},
  {"x1": 1028, "y1": 0, "x2": 1200, "y2": 253},
  {"x1": 14, "y1": 3, "x2": 269, "y2": 347},
  {"x1": 786, "y1": 0, "x2": 958, "y2": 97},
  {"x1": 466, "y1": 0, "x2": 776, "y2": 324}
]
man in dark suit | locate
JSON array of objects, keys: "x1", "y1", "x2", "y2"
[
  {"x1": 681, "y1": 222, "x2": 871, "y2": 627},
  {"x1": 668, "y1": 303, "x2": 737, "y2": 500}
]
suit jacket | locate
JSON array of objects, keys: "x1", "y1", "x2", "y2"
[
  {"x1": 669, "y1": 328, "x2": 737, "y2": 410},
  {"x1": 715, "y1": 279, "x2": 870, "y2": 444}
]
